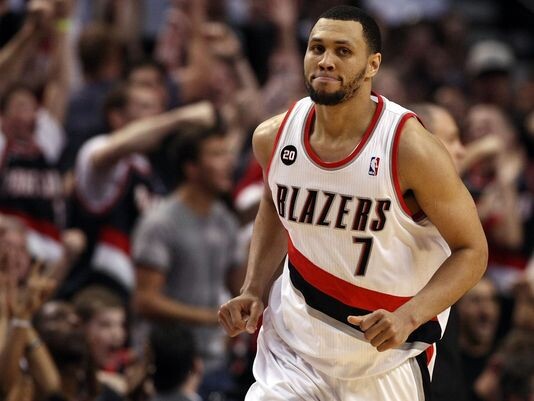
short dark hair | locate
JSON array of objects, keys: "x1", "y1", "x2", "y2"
[
  {"x1": 72, "y1": 285, "x2": 125, "y2": 323},
  {"x1": 149, "y1": 323, "x2": 197, "y2": 393},
  {"x1": 167, "y1": 116, "x2": 225, "y2": 187},
  {"x1": 127, "y1": 58, "x2": 167, "y2": 81},
  {"x1": 103, "y1": 84, "x2": 128, "y2": 115},
  {"x1": 319, "y1": 6, "x2": 381, "y2": 54},
  {"x1": 78, "y1": 23, "x2": 122, "y2": 78}
]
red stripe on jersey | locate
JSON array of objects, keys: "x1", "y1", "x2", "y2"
[
  {"x1": 98, "y1": 226, "x2": 130, "y2": 255},
  {"x1": 288, "y1": 238, "x2": 438, "y2": 321},
  {"x1": 266, "y1": 102, "x2": 297, "y2": 178},
  {"x1": 303, "y1": 93, "x2": 384, "y2": 169},
  {"x1": 426, "y1": 344, "x2": 435, "y2": 365},
  {"x1": 0, "y1": 208, "x2": 61, "y2": 240},
  {"x1": 288, "y1": 238, "x2": 410, "y2": 311},
  {"x1": 391, "y1": 113, "x2": 417, "y2": 217}
]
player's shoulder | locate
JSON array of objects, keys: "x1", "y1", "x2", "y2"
[
  {"x1": 252, "y1": 111, "x2": 287, "y2": 169},
  {"x1": 398, "y1": 116, "x2": 458, "y2": 190},
  {"x1": 399, "y1": 116, "x2": 446, "y2": 161}
]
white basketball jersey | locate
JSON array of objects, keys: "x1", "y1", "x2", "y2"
[{"x1": 266, "y1": 94, "x2": 451, "y2": 379}]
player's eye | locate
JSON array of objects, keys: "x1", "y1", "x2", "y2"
[
  {"x1": 309, "y1": 44, "x2": 325, "y2": 54},
  {"x1": 338, "y1": 47, "x2": 352, "y2": 56}
]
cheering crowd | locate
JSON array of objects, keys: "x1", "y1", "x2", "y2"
[{"x1": 0, "y1": 0, "x2": 532, "y2": 400}]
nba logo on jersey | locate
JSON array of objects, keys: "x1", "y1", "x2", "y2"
[{"x1": 368, "y1": 157, "x2": 380, "y2": 176}]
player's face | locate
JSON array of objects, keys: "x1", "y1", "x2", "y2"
[{"x1": 304, "y1": 19, "x2": 378, "y2": 105}]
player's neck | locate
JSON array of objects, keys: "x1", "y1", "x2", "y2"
[{"x1": 314, "y1": 90, "x2": 376, "y2": 140}]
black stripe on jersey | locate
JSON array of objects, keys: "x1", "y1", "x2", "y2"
[
  {"x1": 288, "y1": 260, "x2": 442, "y2": 345},
  {"x1": 415, "y1": 351, "x2": 432, "y2": 400}
]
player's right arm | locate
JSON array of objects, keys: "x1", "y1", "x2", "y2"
[{"x1": 218, "y1": 112, "x2": 288, "y2": 337}]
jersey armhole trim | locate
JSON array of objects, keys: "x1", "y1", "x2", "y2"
[
  {"x1": 266, "y1": 101, "x2": 297, "y2": 179},
  {"x1": 392, "y1": 112, "x2": 418, "y2": 218}
]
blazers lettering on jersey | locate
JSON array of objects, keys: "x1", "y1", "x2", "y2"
[{"x1": 276, "y1": 184, "x2": 391, "y2": 233}]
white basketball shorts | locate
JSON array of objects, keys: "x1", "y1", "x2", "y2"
[{"x1": 245, "y1": 310, "x2": 430, "y2": 401}]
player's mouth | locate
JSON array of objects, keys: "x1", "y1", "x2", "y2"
[{"x1": 312, "y1": 74, "x2": 341, "y2": 83}]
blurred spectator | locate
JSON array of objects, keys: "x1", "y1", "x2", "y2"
[
  {"x1": 373, "y1": 66, "x2": 408, "y2": 105},
  {"x1": 0, "y1": 232, "x2": 66, "y2": 401},
  {"x1": 149, "y1": 323, "x2": 203, "y2": 401},
  {"x1": 473, "y1": 329, "x2": 534, "y2": 401},
  {"x1": 466, "y1": 40, "x2": 515, "y2": 111},
  {"x1": 73, "y1": 285, "x2": 149, "y2": 400},
  {"x1": 154, "y1": 0, "x2": 214, "y2": 104},
  {"x1": 260, "y1": 0, "x2": 304, "y2": 118},
  {"x1": 59, "y1": 83, "x2": 216, "y2": 301},
  {"x1": 127, "y1": 58, "x2": 180, "y2": 110},
  {"x1": 62, "y1": 22, "x2": 124, "y2": 170},
  {"x1": 0, "y1": 0, "x2": 76, "y2": 267},
  {"x1": 463, "y1": 104, "x2": 530, "y2": 294},
  {"x1": 73, "y1": 285, "x2": 129, "y2": 372},
  {"x1": 133, "y1": 122, "x2": 244, "y2": 399},
  {"x1": 0, "y1": 83, "x2": 66, "y2": 264},
  {"x1": 457, "y1": 276, "x2": 501, "y2": 401},
  {"x1": 499, "y1": 350, "x2": 534, "y2": 401}
]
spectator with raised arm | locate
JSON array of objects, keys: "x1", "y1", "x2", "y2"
[
  {"x1": 62, "y1": 22, "x2": 124, "y2": 169},
  {"x1": 155, "y1": 0, "x2": 214, "y2": 105},
  {"x1": 0, "y1": 244, "x2": 62, "y2": 401},
  {"x1": 59, "y1": 83, "x2": 216, "y2": 301},
  {"x1": 463, "y1": 104, "x2": 528, "y2": 294}
]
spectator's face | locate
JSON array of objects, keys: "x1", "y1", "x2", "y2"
[
  {"x1": 458, "y1": 278, "x2": 500, "y2": 348},
  {"x1": 192, "y1": 135, "x2": 234, "y2": 194},
  {"x1": 129, "y1": 67, "x2": 168, "y2": 106},
  {"x1": 1, "y1": 89, "x2": 38, "y2": 140},
  {"x1": 38, "y1": 302, "x2": 88, "y2": 365},
  {"x1": 86, "y1": 307, "x2": 126, "y2": 368},
  {"x1": 209, "y1": 59, "x2": 238, "y2": 107},
  {"x1": 304, "y1": 19, "x2": 374, "y2": 105},
  {"x1": 2, "y1": 228, "x2": 31, "y2": 281},
  {"x1": 432, "y1": 109, "x2": 465, "y2": 172},
  {"x1": 465, "y1": 104, "x2": 515, "y2": 145},
  {"x1": 126, "y1": 86, "x2": 165, "y2": 121}
]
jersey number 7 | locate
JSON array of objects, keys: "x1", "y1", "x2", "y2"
[{"x1": 352, "y1": 236, "x2": 373, "y2": 276}]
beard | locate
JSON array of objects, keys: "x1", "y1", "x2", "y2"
[{"x1": 305, "y1": 68, "x2": 366, "y2": 106}]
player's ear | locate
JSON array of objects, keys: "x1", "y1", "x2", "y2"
[{"x1": 366, "y1": 52, "x2": 381, "y2": 79}]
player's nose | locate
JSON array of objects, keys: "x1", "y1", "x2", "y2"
[{"x1": 318, "y1": 51, "x2": 335, "y2": 70}]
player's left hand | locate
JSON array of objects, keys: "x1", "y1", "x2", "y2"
[{"x1": 347, "y1": 309, "x2": 415, "y2": 352}]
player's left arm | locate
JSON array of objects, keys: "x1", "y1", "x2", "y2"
[{"x1": 349, "y1": 118, "x2": 488, "y2": 351}]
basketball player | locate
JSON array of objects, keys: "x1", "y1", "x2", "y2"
[{"x1": 218, "y1": 6, "x2": 488, "y2": 401}]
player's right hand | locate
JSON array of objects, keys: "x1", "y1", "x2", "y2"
[{"x1": 218, "y1": 293, "x2": 264, "y2": 337}]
